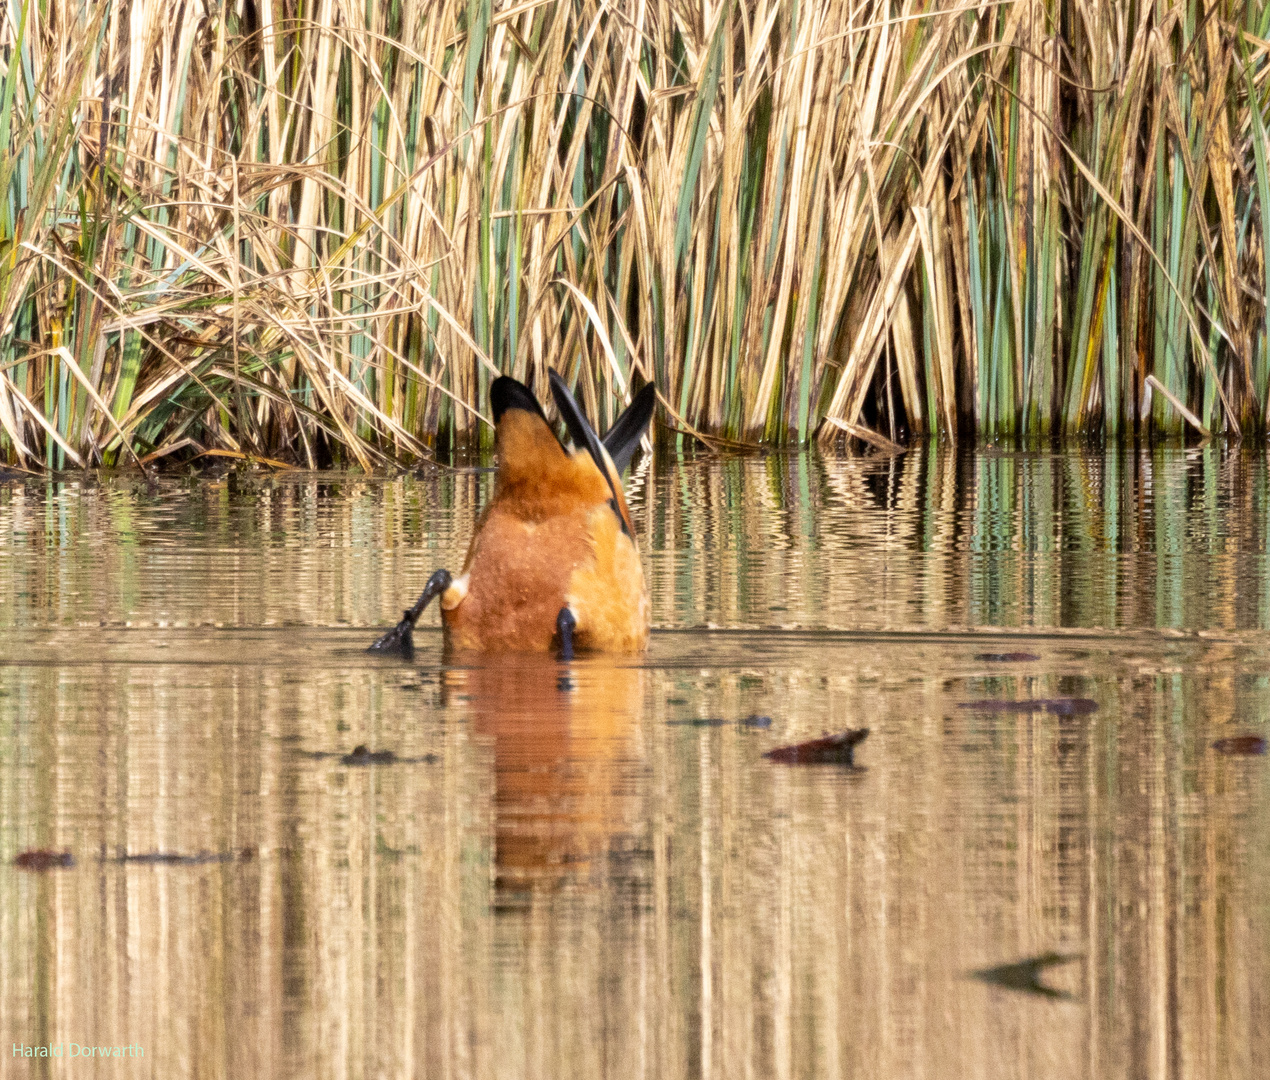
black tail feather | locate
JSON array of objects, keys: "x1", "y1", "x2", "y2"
[
  {"x1": 548, "y1": 370, "x2": 612, "y2": 482},
  {"x1": 491, "y1": 375, "x2": 552, "y2": 426},
  {"x1": 548, "y1": 369, "x2": 632, "y2": 535},
  {"x1": 602, "y1": 383, "x2": 656, "y2": 475}
]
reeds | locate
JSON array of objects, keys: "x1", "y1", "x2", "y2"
[{"x1": 2, "y1": 0, "x2": 1270, "y2": 466}]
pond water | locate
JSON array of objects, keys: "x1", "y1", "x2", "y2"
[{"x1": 0, "y1": 447, "x2": 1267, "y2": 1079}]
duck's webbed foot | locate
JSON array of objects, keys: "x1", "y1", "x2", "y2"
[
  {"x1": 369, "y1": 568, "x2": 453, "y2": 657},
  {"x1": 555, "y1": 607, "x2": 577, "y2": 661}
]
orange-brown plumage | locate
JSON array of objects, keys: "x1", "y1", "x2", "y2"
[{"x1": 437, "y1": 374, "x2": 652, "y2": 654}]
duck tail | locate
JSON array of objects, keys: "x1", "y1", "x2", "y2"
[{"x1": 602, "y1": 382, "x2": 657, "y2": 476}]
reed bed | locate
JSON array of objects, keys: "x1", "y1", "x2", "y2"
[{"x1": 2, "y1": 0, "x2": 1270, "y2": 467}]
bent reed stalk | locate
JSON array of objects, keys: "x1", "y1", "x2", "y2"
[{"x1": 2, "y1": 0, "x2": 1270, "y2": 468}]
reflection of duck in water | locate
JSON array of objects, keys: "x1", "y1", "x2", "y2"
[
  {"x1": 442, "y1": 657, "x2": 648, "y2": 896},
  {"x1": 372, "y1": 370, "x2": 656, "y2": 657}
]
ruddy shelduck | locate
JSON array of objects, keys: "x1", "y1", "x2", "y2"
[{"x1": 371, "y1": 369, "x2": 656, "y2": 658}]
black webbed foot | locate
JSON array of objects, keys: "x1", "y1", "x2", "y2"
[
  {"x1": 556, "y1": 607, "x2": 577, "y2": 661},
  {"x1": 369, "y1": 607, "x2": 422, "y2": 658},
  {"x1": 369, "y1": 568, "x2": 453, "y2": 657}
]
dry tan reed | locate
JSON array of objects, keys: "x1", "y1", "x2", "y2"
[{"x1": 2, "y1": 0, "x2": 1270, "y2": 466}]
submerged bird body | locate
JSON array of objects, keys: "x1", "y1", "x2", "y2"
[
  {"x1": 383, "y1": 371, "x2": 653, "y2": 656},
  {"x1": 441, "y1": 406, "x2": 649, "y2": 652}
]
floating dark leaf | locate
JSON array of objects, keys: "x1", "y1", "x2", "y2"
[
  {"x1": 1042, "y1": 698, "x2": 1098, "y2": 715},
  {"x1": 1212, "y1": 735, "x2": 1267, "y2": 756},
  {"x1": 971, "y1": 952, "x2": 1080, "y2": 1000},
  {"x1": 112, "y1": 849, "x2": 253, "y2": 865},
  {"x1": 14, "y1": 850, "x2": 74, "y2": 871},
  {"x1": 959, "y1": 698, "x2": 1097, "y2": 715},
  {"x1": 764, "y1": 728, "x2": 869, "y2": 765},
  {"x1": 294, "y1": 746, "x2": 434, "y2": 765},
  {"x1": 974, "y1": 651, "x2": 1041, "y2": 663},
  {"x1": 668, "y1": 714, "x2": 773, "y2": 729},
  {"x1": 342, "y1": 745, "x2": 399, "y2": 766}
]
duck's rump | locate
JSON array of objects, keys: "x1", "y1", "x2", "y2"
[{"x1": 442, "y1": 502, "x2": 647, "y2": 653}]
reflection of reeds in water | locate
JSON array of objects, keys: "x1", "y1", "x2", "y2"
[
  {"x1": 0, "y1": 634, "x2": 1266, "y2": 1077},
  {"x1": 4, "y1": 450, "x2": 1270, "y2": 636},
  {"x1": 647, "y1": 446, "x2": 1270, "y2": 632}
]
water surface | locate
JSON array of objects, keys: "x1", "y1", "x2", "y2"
[{"x1": 1, "y1": 447, "x2": 1267, "y2": 1078}]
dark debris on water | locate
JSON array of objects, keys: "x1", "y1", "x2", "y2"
[
  {"x1": 342, "y1": 745, "x2": 399, "y2": 766},
  {"x1": 294, "y1": 745, "x2": 437, "y2": 765},
  {"x1": 666, "y1": 714, "x2": 772, "y2": 729},
  {"x1": 971, "y1": 952, "x2": 1080, "y2": 1000},
  {"x1": 1212, "y1": 735, "x2": 1267, "y2": 756},
  {"x1": 764, "y1": 728, "x2": 870, "y2": 766},
  {"x1": 107, "y1": 848, "x2": 256, "y2": 866},
  {"x1": 14, "y1": 850, "x2": 75, "y2": 871},
  {"x1": 959, "y1": 697, "x2": 1097, "y2": 715},
  {"x1": 974, "y1": 652, "x2": 1041, "y2": 663}
]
